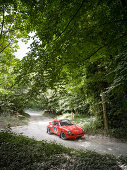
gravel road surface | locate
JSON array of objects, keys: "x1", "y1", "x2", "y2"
[{"x1": 11, "y1": 110, "x2": 127, "y2": 157}]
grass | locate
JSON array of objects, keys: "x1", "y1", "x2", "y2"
[
  {"x1": 0, "y1": 115, "x2": 28, "y2": 130},
  {"x1": 0, "y1": 131, "x2": 127, "y2": 170}
]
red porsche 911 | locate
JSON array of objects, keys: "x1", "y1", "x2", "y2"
[{"x1": 47, "y1": 119, "x2": 86, "y2": 140}]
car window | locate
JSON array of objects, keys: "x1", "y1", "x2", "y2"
[
  {"x1": 51, "y1": 121, "x2": 54, "y2": 125},
  {"x1": 59, "y1": 120, "x2": 73, "y2": 126},
  {"x1": 54, "y1": 121, "x2": 59, "y2": 126}
]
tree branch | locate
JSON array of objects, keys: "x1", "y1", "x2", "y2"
[
  {"x1": 89, "y1": 44, "x2": 106, "y2": 58},
  {"x1": 0, "y1": 42, "x2": 11, "y2": 53},
  {"x1": 55, "y1": 0, "x2": 85, "y2": 41},
  {"x1": 88, "y1": 33, "x2": 127, "y2": 59}
]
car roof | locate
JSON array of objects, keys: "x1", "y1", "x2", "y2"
[{"x1": 52, "y1": 119, "x2": 69, "y2": 122}]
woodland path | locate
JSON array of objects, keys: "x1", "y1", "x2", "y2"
[{"x1": 11, "y1": 110, "x2": 127, "y2": 157}]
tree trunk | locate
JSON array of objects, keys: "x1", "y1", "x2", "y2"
[
  {"x1": 120, "y1": 0, "x2": 127, "y2": 13},
  {"x1": 100, "y1": 91, "x2": 108, "y2": 130},
  {"x1": 1, "y1": 5, "x2": 5, "y2": 36},
  {"x1": 120, "y1": 0, "x2": 127, "y2": 8},
  {"x1": 71, "y1": 111, "x2": 74, "y2": 121}
]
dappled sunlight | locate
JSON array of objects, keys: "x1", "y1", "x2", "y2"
[{"x1": 107, "y1": 148, "x2": 112, "y2": 151}]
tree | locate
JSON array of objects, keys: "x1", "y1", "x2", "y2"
[
  {"x1": 0, "y1": 0, "x2": 33, "y2": 115},
  {"x1": 22, "y1": 0, "x2": 126, "y2": 129},
  {"x1": 1, "y1": 0, "x2": 127, "y2": 129}
]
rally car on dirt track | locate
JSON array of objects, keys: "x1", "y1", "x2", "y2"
[{"x1": 47, "y1": 119, "x2": 86, "y2": 140}]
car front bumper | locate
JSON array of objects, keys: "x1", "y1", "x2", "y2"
[{"x1": 66, "y1": 132, "x2": 85, "y2": 139}]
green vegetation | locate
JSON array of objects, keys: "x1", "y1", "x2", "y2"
[
  {"x1": 73, "y1": 114, "x2": 127, "y2": 139},
  {"x1": 0, "y1": 131, "x2": 127, "y2": 170},
  {"x1": 56, "y1": 113, "x2": 127, "y2": 140},
  {"x1": 1, "y1": 2, "x2": 127, "y2": 168},
  {"x1": 0, "y1": 115, "x2": 28, "y2": 129},
  {"x1": 0, "y1": 0, "x2": 127, "y2": 137}
]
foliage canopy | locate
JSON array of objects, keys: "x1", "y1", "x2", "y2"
[{"x1": 0, "y1": 0, "x2": 127, "y2": 129}]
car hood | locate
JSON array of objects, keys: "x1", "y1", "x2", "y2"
[{"x1": 61, "y1": 125, "x2": 82, "y2": 131}]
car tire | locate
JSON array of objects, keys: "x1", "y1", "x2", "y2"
[
  {"x1": 60, "y1": 131, "x2": 66, "y2": 140},
  {"x1": 77, "y1": 136, "x2": 82, "y2": 139},
  {"x1": 47, "y1": 127, "x2": 52, "y2": 135}
]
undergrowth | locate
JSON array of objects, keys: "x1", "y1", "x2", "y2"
[
  {"x1": 0, "y1": 131, "x2": 127, "y2": 170},
  {"x1": 0, "y1": 115, "x2": 28, "y2": 129}
]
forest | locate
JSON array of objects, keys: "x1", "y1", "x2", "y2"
[{"x1": 0, "y1": 0, "x2": 127, "y2": 133}]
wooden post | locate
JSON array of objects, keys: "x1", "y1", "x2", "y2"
[{"x1": 100, "y1": 91, "x2": 108, "y2": 130}]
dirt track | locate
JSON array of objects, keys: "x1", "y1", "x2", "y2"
[{"x1": 11, "y1": 110, "x2": 127, "y2": 157}]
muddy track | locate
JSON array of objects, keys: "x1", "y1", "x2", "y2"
[{"x1": 11, "y1": 110, "x2": 127, "y2": 157}]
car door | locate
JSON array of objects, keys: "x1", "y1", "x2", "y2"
[
  {"x1": 53, "y1": 121, "x2": 60, "y2": 135},
  {"x1": 49, "y1": 121, "x2": 55, "y2": 133}
]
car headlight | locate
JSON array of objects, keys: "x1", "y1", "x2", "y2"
[{"x1": 68, "y1": 130, "x2": 71, "y2": 134}]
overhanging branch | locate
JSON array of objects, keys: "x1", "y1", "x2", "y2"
[
  {"x1": 0, "y1": 42, "x2": 11, "y2": 53},
  {"x1": 88, "y1": 33, "x2": 127, "y2": 59},
  {"x1": 55, "y1": 0, "x2": 85, "y2": 41}
]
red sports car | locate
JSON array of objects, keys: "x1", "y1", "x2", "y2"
[{"x1": 47, "y1": 119, "x2": 86, "y2": 140}]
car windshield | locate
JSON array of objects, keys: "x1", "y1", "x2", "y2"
[{"x1": 59, "y1": 120, "x2": 73, "y2": 126}]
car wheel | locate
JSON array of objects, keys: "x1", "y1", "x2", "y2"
[
  {"x1": 76, "y1": 136, "x2": 82, "y2": 139},
  {"x1": 47, "y1": 127, "x2": 52, "y2": 135},
  {"x1": 60, "y1": 131, "x2": 66, "y2": 140}
]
